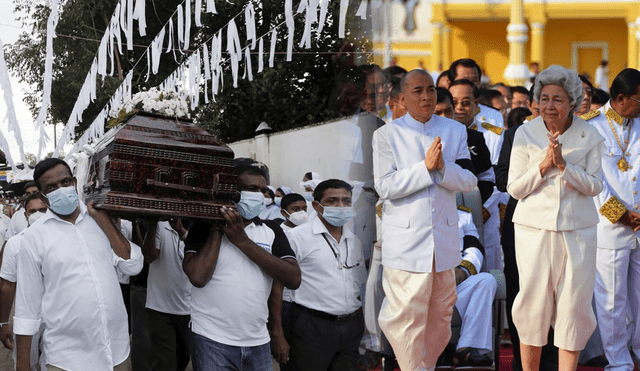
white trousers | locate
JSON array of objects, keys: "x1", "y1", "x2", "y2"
[
  {"x1": 512, "y1": 224, "x2": 597, "y2": 351},
  {"x1": 364, "y1": 245, "x2": 385, "y2": 353},
  {"x1": 455, "y1": 272, "x2": 497, "y2": 354},
  {"x1": 594, "y1": 247, "x2": 640, "y2": 371},
  {"x1": 483, "y1": 191, "x2": 502, "y2": 271},
  {"x1": 379, "y1": 266, "x2": 456, "y2": 371}
]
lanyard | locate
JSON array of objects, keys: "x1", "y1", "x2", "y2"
[{"x1": 321, "y1": 233, "x2": 359, "y2": 269}]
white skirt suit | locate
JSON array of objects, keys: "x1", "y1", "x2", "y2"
[{"x1": 506, "y1": 116, "x2": 604, "y2": 351}]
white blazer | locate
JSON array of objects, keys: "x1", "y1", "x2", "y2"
[{"x1": 373, "y1": 113, "x2": 477, "y2": 273}]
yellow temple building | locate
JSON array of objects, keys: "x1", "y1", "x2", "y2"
[{"x1": 372, "y1": 0, "x2": 640, "y2": 86}]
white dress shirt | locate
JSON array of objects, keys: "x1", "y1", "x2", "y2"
[
  {"x1": 477, "y1": 104, "x2": 504, "y2": 128},
  {"x1": 587, "y1": 101, "x2": 640, "y2": 248},
  {"x1": 373, "y1": 113, "x2": 477, "y2": 272},
  {"x1": 0, "y1": 231, "x2": 24, "y2": 283},
  {"x1": 4, "y1": 208, "x2": 26, "y2": 241},
  {"x1": 146, "y1": 221, "x2": 191, "y2": 315},
  {"x1": 14, "y1": 201, "x2": 143, "y2": 370},
  {"x1": 288, "y1": 217, "x2": 367, "y2": 316}
]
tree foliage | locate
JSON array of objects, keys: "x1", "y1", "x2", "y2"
[{"x1": 5, "y1": 0, "x2": 372, "y2": 145}]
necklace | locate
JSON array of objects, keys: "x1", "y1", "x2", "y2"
[{"x1": 606, "y1": 113, "x2": 632, "y2": 172}]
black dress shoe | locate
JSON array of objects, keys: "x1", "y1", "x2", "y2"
[{"x1": 454, "y1": 348, "x2": 494, "y2": 368}]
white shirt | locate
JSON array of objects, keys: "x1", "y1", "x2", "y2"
[
  {"x1": 14, "y1": 201, "x2": 144, "y2": 370},
  {"x1": 281, "y1": 223, "x2": 294, "y2": 302},
  {"x1": 186, "y1": 219, "x2": 295, "y2": 347},
  {"x1": 288, "y1": 217, "x2": 367, "y2": 316},
  {"x1": 146, "y1": 221, "x2": 192, "y2": 315},
  {"x1": 457, "y1": 210, "x2": 483, "y2": 273},
  {"x1": 116, "y1": 220, "x2": 133, "y2": 284},
  {"x1": 259, "y1": 204, "x2": 283, "y2": 220},
  {"x1": 373, "y1": 113, "x2": 477, "y2": 272},
  {"x1": 0, "y1": 231, "x2": 24, "y2": 282},
  {"x1": 3, "y1": 208, "x2": 25, "y2": 241}
]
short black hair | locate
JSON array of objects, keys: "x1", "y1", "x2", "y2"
[
  {"x1": 436, "y1": 87, "x2": 453, "y2": 105},
  {"x1": 383, "y1": 66, "x2": 407, "y2": 80},
  {"x1": 579, "y1": 74, "x2": 594, "y2": 95},
  {"x1": 23, "y1": 193, "x2": 42, "y2": 211},
  {"x1": 507, "y1": 107, "x2": 532, "y2": 129},
  {"x1": 399, "y1": 69, "x2": 431, "y2": 93},
  {"x1": 511, "y1": 86, "x2": 530, "y2": 98},
  {"x1": 448, "y1": 59, "x2": 481, "y2": 82},
  {"x1": 313, "y1": 179, "x2": 352, "y2": 202},
  {"x1": 528, "y1": 85, "x2": 535, "y2": 102},
  {"x1": 609, "y1": 69, "x2": 640, "y2": 100},
  {"x1": 263, "y1": 188, "x2": 275, "y2": 199},
  {"x1": 449, "y1": 79, "x2": 480, "y2": 99},
  {"x1": 479, "y1": 89, "x2": 503, "y2": 108},
  {"x1": 592, "y1": 88, "x2": 610, "y2": 105},
  {"x1": 24, "y1": 181, "x2": 36, "y2": 191},
  {"x1": 234, "y1": 164, "x2": 266, "y2": 178},
  {"x1": 389, "y1": 81, "x2": 402, "y2": 101},
  {"x1": 436, "y1": 70, "x2": 449, "y2": 86},
  {"x1": 281, "y1": 193, "x2": 305, "y2": 211},
  {"x1": 33, "y1": 158, "x2": 73, "y2": 190}
]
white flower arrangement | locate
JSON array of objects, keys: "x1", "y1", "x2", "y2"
[{"x1": 108, "y1": 88, "x2": 190, "y2": 127}]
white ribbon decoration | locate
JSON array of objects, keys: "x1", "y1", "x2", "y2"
[
  {"x1": 206, "y1": 0, "x2": 217, "y2": 13},
  {"x1": 258, "y1": 37, "x2": 264, "y2": 73},
  {"x1": 184, "y1": 0, "x2": 192, "y2": 50},
  {"x1": 269, "y1": 28, "x2": 277, "y2": 67},
  {"x1": 355, "y1": 0, "x2": 368, "y2": 19},
  {"x1": 133, "y1": 0, "x2": 147, "y2": 36},
  {"x1": 339, "y1": 0, "x2": 349, "y2": 38},
  {"x1": 151, "y1": 26, "x2": 166, "y2": 74},
  {"x1": 245, "y1": 3, "x2": 256, "y2": 50},
  {"x1": 227, "y1": 20, "x2": 242, "y2": 88},
  {"x1": 285, "y1": 0, "x2": 294, "y2": 61},
  {"x1": 0, "y1": 39, "x2": 27, "y2": 167},
  {"x1": 195, "y1": 0, "x2": 202, "y2": 27},
  {"x1": 318, "y1": 0, "x2": 330, "y2": 34}
]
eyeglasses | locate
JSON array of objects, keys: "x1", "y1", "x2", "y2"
[{"x1": 452, "y1": 100, "x2": 474, "y2": 108}]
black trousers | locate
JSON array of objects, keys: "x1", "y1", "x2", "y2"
[
  {"x1": 502, "y1": 198, "x2": 558, "y2": 371},
  {"x1": 147, "y1": 308, "x2": 191, "y2": 371},
  {"x1": 284, "y1": 304, "x2": 364, "y2": 371}
]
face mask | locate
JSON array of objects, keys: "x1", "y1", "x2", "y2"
[
  {"x1": 320, "y1": 205, "x2": 355, "y2": 227},
  {"x1": 285, "y1": 210, "x2": 308, "y2": 226},
  {"x1": 274, "y1": 197, "x2": 283, "y2": 207},
  {"x1": 303, "y1": 192, "x2": 314, "y2": 202},
  {"x1": 45, "y1": 186, "x2": 79, "y2": 216},
  {"x1": 234, "y1": 191, "x2": 265, "y2": 219},
  {"x1": 27, "y1": 211, "x2": 45, "y2": 226}
]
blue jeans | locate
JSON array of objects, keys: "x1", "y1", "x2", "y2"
[{"x1": 190, "y1": 331, "x2": 273, "y2": 371}]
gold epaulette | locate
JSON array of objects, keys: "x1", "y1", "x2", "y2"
[
  {"x1": 600, "y1": 195, "x2": 627, "y2": 223},
  {"x1": 475, "y1": 107, "x2": 481, "y2": 115},
  {"x1": 579, "y1": 110, "x2": 601, "y2": 121},
  {"x1": 376, "y1": 203, "x2": 383, "y2": 219},
  {"x1": 481, "y1": 122, "x2": 504, "y2": 135},
  {"x1": 459, "y1": 260, "x2": 478, "y2": 276},
  {"x1": 457, "y1": 205, "x2": 472, "y2": 213},
  {"x1": 606, "y1": 108, "x2": 624, "y2": 126},
  {"x1": 469, "y1": 123, "x2": 478, "y2": 131},
  {"x1": 525, "y1": 115, "x2": 533, "y2": 122},
  {"x1": 482, "y1": 206, "x2": 491, "y2": 223},
  {"x1": 378, "y1": 107, "x2": 388, "y2": 119},
  {"x1": 499, "y1": 203, "x2": 508, "y2": 220}
]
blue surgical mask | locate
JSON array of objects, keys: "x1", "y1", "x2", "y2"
[
  {"x1": 320, "y1": 205, "x2": 355, "y2": 227},
  {"x1": 235, "y1": 191, "x2": 265, "y2": 219},
  {"x1": 274, "y1": 197, "x2": 283, "y2": 207},
  {"x1": 303, "y1": 191, "x2": 314, "y2": 202},
  {"x1": 45, "y1": 185, "x2": 79, "y2": 216}
]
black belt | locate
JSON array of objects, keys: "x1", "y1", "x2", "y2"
[{"x1": 293, "y1": 302, "x2": 358, "y2": 322}]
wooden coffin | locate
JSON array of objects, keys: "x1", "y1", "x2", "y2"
[{"x1": 84, "y1": 111, "x2": 237, "y2": 220}]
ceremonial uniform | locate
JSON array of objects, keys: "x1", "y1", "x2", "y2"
[
  {"x1": 585, "y1": 102, "x2": 640, "y2": 371},
  {"x1": 455, "y1": 209, "x2": 497, "y2": 355},
  {"x1": 469, "y1": 118, "x2": 504, "y2": 270},
  {"x1": 373, "y1": 113, "x2": 477, "y2": 371},
  {"x1": 477, "y1": 104, "x2": 504, "y2": 129}
]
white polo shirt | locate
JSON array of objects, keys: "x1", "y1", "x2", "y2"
[
  {"x1": 146, "y1": 221, "x2": 191, "y2": 315},
  {"x1": 287, "y1": 217, "x2": 367, "y2": 316},
  {"x1": 186, "y1": 219, "x2": 295, "y2": 347}
]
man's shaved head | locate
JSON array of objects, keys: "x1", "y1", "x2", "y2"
[{"x1": 400, "y1": 69, "x2": 432, "y2": 94}]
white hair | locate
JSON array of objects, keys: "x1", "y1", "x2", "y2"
[{"x1": 533, "y1": 65, "x2": 584, "y2": 114}]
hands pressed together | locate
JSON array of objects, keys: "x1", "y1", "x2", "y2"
[
  {"x1": 619, "y1": 211, "x2": 640, "y2": 232},
  {"x1": 425, "y1": 137, "x2": 445, "y2": 171},
  {"x1": 539, "y1": 132, "x2": 566, "y2": 177}
]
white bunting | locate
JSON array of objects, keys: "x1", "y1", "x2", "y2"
[
  {"x1": 244, "y1": 47, "x2": 253, "y2": 81},
  {"x1": 0, "y1": 39, "x2": 27, "y2": 167},
  {"x1": 356, "y1": 0, "x2": 368, "y2": 19},
  {"x1": 339, "y1": 0, "x2": 348, "y2": 38},
  {"x1": 227, "y1": 20, "x2": 242, "y2": 88},
  {"x1": 184, "y1": 0, "x2": 191, "y2": 50},
  {"x1": 258, "y1": 37, "x2": 264, "y2": 73},
  {"x1": 97, "y1": 34, "x2": 108, "y2": 79},
  {"x1": 151, "y1": 26, "x2": 166, "y2": 74},
  {"x1": 206, "y1": 0, "x2": 217, "y2": 13},
  {"x1": 269, "y1": 28, "x2": 277, "y2": 67},
  {"x1": 145, "y1": 48, "x2": 151, "y2": 82},
  {"x1": 318, "y1": 0, "x2": 330, "y2": 34},
  {"x1": 245, "y1": 3, "x2": 256, "y2": 50},
  {"x1": 285, "y1": 0, "x2": 294, "y2": 61},
  {"x1": 195, "y1": 0, "x2": 202, "y2": 27},
  {"x1": 203, "y1": 43, "x2": 211, "y2": 80},
  {"x1": 133, "y1": 0, "x2": 147, "y2": 36},
  {"x1": 177, "y1": 4, "x2": 184, "y2": 49}
]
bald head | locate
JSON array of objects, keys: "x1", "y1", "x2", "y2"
[
  {"x1": 400, "y1": 69, "x2": 433, "y2": 94},
  {"x1": 398, "y1": 69, "x2": 437, "y2": 123}
]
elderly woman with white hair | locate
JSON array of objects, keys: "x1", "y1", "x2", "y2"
[{"x1": 507, "y1": 65, "x2": 604, "y2": 371}]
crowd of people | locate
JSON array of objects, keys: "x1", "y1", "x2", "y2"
[{"x1": 0, "y1": 57, "x2": 639, "y2": 371}]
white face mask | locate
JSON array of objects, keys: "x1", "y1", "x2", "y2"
[
  {"x1": 285, "y1": 210, "x2": 308, "y2": 226},
  {"x1": 264, "y1": 198, "x2": 274, "y2": 206},
  {"x1": 27, "y1": 211, "x2": 45, "y2": 226},
  {"x1": 274, "y1": 197, "x2": 283, "y2": 207}
]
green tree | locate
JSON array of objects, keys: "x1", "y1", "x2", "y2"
[{"x1": 6, "y1": 0, "x2": 372, "y2": 144}]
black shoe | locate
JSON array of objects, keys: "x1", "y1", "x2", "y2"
[
  {"x1": 454, "y1": 348, "x2": 494, "y2": 368},
  {"x1": 361, "y1": 350, "x2": 382, "y2": 370}
]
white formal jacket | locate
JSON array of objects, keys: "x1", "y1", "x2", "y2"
[
  {"x1": 587, "y1": 102, "x2": 640, "y2": 249},
  {"x1": 508, "y1": 116, "x2": 604, "y2": 231},
  {"x1": 373, "y1": 113, "x2": 477, "y2": 273}
]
